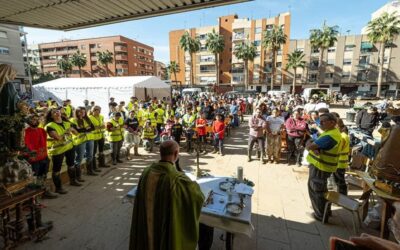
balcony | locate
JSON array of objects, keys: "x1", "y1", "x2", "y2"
[
  {"x1": 115, "y1": 54, "x2": 128, "y2": 60},
  {"x1": 232, "y1": 33, "x2": 246, "y2": 41},
  {"x1": 115, "y1": 46, "x2": 128, "y2": 52},
  {"x1": 116, "y1": 63, "x2": 128, "y2": 69},
  {"x1": 231, "y1": 68, "x2": 244, "y2": 74}
]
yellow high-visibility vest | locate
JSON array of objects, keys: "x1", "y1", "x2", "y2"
[
  {"x1": 107, "y1": 119, "x2": 124, "y2": 142},
  {"x1": 45, "y1": 121, "x2": 73, "y2": 156},
  {"x1": 89, "y1": 115, "x2": 105, "y2": 140},
  {"x1": 307, "y1": 128, "x2": 342, "y2": 173}
]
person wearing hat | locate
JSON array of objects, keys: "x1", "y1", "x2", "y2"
[
  {"x1": 107, "y1": 112, "x2": 124, "y2": 165},
  {"x1": 25, "y1": 114, "x2": 58, "y2": 198},
  {"x1": 141, "y1": 119, "x2": 157, "y2": 152},
  {"x1": 124, "y1": 110, "x2": 141, "y2": 159}
]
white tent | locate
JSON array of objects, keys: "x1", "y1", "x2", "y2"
[{"x1": 33, "y1": 76, "x2": 171, "y2": 114}]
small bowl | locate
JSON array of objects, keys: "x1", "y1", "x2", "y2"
[{"x1": 226, "y1": 202, "x2": 242, "y2": 216}]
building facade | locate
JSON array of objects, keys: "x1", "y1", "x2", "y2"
[
  {"x1": 361, "y1": 0, "x2": 400, "y2": 34},
  {"x1": 39, "y1": 36, "x2": 154, "y2": 78},
  {"x1": 169, "y1": 13, "x2": 291, "y2": 92},
  {"x1": 25, "y1": 43, "x2": 41, "y2": 78},
  {"x1": 154, "y1": 60, "x2": 167, "y2": 80},
  {"x1": 287, "y1": 35, "x2": 400, "y2": 96},
  {"x1": 0, "y1": 24, "x2": 30, "y2": 93}
]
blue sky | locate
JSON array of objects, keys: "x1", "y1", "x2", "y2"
[{"x1": 25, "y1": 0, "x2": 388, "y2": 64}]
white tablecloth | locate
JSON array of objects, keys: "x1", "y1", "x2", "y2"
[{"x1": 126, "y1": 176, "x2": 254, "y2": 237}]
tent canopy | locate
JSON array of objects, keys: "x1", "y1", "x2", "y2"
[
  {"x1": 1, "y1": 0, "x2": 251, "y2": 30},
  {"x1": 33, "y1": 76, "x2": 171, "y2": 115}
]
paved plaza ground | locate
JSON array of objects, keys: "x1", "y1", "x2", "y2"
[{"x1": 20, "y1": 107, "x2": 378, "y2": 250}]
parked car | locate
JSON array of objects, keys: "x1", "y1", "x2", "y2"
[
  {"x1": 348, "y1": 91, "x2": 380, "y2": 100},
  {"x1": 224, "y1": 90, "x2": 257, "y2": 99}
]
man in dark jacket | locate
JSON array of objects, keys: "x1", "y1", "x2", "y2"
[{"x1": 356, "y1": 106, "x2": 379, "y2": 137}]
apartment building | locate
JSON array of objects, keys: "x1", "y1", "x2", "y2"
[
  {"x1": 361, "y1": 0, "x2": 400, "y2": 34},
  {"x1": 154, "y1": 60, "x2": 167, "y2": 80},
  {"x1": 0, "y1": 25, "x2": 30, "y2": 93},
  {"x1": 288, "y1": 35, "x2": 400, "y2": 96},
  {"x1": 39, "y1": 36, "x2": 154, "y2": 78},
  {"x1": 25, "y1": 43, "x2": 41, "y2": 77},
  {"x1": 169, "y1": 13, "x2": 291, "y2": 92}
]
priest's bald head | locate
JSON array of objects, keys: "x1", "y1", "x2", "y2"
[{"x1": 159, "y1": 140, "x2": 179, "y2": 163}]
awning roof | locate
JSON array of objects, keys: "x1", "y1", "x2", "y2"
[
  {"x1": 361, "y1": 42, "x2": 374, "y2": 50},
  {"x1": 0, "y1": 0, "x2": 251, "y2": 31}
]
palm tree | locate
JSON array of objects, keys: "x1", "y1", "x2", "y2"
[
  {"x1": 234, "y1": 41, "x2": 257, "y2": 89},
  {"x1": 179, "y1": 31, "x2": 200, "y2": 86},
  {"x1": 367, "y1": 12, "x2": 400, "y2": 97},
  {"x1": 27, "y1": 64, "x2": 39, "y2": 79},
  {"x1": 70, "y1": 50, "x2": 87, "y2": 77},
  {"x1": 205, "y1": 29, "x2": 225, "y2": 88},
  {"x1": 309, "y1": 22, "x2": 339, "y2": 88},
  {"x1": 262, "y1": 25, "x2": 287, "y2": 89},
  {"x1": 286, "y1": 50, "x2": 306, "y2": 95},
  {"x1": 167, "y1": 61, "x2": 181, "y2": 87},
  {"x1": 96, "y1": 50, "x2": 114, "y2": 77},
  {"x1": 57, "y1": 57, "x2": 72, "y2": 77}
]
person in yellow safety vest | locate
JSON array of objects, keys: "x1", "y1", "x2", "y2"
[
  {"x1": 141, "y1": 119, "x2": 157, "y2": 152},
  {"x1": 63, "y1": 99, "x2": 74, "y2": 118},
  {"x1": 47, "y1": 97, "x2": 53, "y2": 107},
  {"x1": 126, "y1": 96, "x2": 138, "y2": 111},
  {"x1": 137, "y1": 103, "x2": 146, "y2": 127},
  {"x1": 154, "y1": 104, "x2": 165, "y2": 132},
  {"x1": 305, "y1": 113, "x2": 342, "y2": 222},
  {"x1": 334, "y1": 118, "x2": 350, "y2": 195},
  {"x1": 45, "y1": 108, "x2": 77, "y2": 194},
  {"x1": 164, "y1": 104, "x2": 175, "y2": 123},
  {"x1": 146, "y1": 106, "x2": 157, "y2": 128},
  {"x1": 70, "y1": 107, "x2": 98, "y2": 181},
  {"x1": 89, "y1": 105, "x2": 110, "y2": 170},
  {"x1": 106, "y1": 112, "x2": 124, "y2": 165},
  {"x1": 182, "y1": 107, "x2": 197, "y2": 152}
]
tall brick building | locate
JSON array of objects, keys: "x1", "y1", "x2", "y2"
[
  {"x1": 39, "y1": 35, "x2": 154, "y2": 77},
  {"x1": 169, "y1": 13, "x2": 291, "y2": 92}
]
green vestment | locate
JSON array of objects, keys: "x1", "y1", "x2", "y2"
[{"x1": 129, "y1": 161, "x2": 204, "y2": 250}]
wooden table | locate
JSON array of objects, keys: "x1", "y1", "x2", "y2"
[
  {"x1": 0, "y1": 188, "x2": 45, "y2": 249},
  {"x1": 355, "y1": 170, "x2": 400, "y2": 239}
]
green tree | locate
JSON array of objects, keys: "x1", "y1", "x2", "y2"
[
  {"x1": 286, "y1": 50, "x2": 306, "y2": 95},
  {"x1": 33, "y1": 73, "x2": 58, "y2": 85},
  {"x1": 309, "y1": 22, "x2": 339, "y2": 88},
  {"x1": 205, "y1": 29, "x2": 225, "y2": 88},
  {"x1": 179, "y1": 31, "x2": 200, "y2": 86},
  {"x1": 26, "y1": 64, "x2": 39, "y2": 79},
  {"x1": 57, "y1": 57, "x2": 72, "y2": 77},
  {"x1": 71, "y1": 50, "x2": 87, "y2": 77},
  {"x1": 234, "y1": 41, "x2": 257, "y2": 90},
  {"x1": 262, "y1": 25, "x2": 287, "y2": 89},
  {"x1": 167, "y1": 61, "x2": 181, "y2": 87},
  {"x1": 367, "y1": 12, "x2": 400, "y2": 97},
  {"x1": 96, "y1": 50, "x2": 114, "y2": 77}
]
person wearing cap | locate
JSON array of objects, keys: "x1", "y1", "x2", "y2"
[
  {"x1": 107, "y1": 112, "x2": 124, "y2": 165},
  {"x1": 141, "y1": 119, "x2": 157, "y2": 152},
  {"x1": 124, "y1": 110, "x2": 141, "y2": 159},
  {"x1": 25, "y1": 114, "x2": 58, "y2": 198},
  {"x1": 306, "y1": 113, "x2": 342, "y2": 221}
]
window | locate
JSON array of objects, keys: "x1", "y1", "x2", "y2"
[
  {"x1": 378, "y1": 57, "x2": 389, "y2": 64},
  {"x1": 360, "y1": 42, "x2": 373, "y2": 53},
  {"x1": 255, "y1": 27, "x2": 262, "y2": 34},
  {"x1": 253, "y1": 74, "x2": 260, "y2": 81},
  {"x1": 312, "y1": 48, "x2": 319, "y2": 54},
  {"x1": 200, "y1": 76, "x2": 216, "y2": 83},
  {"x1": 254, "y1": 40, "x2": 261, "y2": 47},
  {"x1": 0, "y1": 31, "x2": 7, "y2": 38},
  {"x1": 266, "y1": 24, "x2": 273, "y2": 30},
  {"x1": 255, "y1": 51, "x2": 261, "y2": 57},
  {"x1": 325, "y1": 73, "x2": 334, "y2": 78},
  {"x1": 310, "y1": 60, "x2": 319, "y2": 69},
  {"x1": 295, "y1": 74, "x2": 302, "y2": 79},
  {"x1": 343, "y1": 58, "x2": 352, "y2": 65},
  {"x1": 81, "y1": 45, "x2": 86, "y2": 50},
  {"x1": 359, "y1": 55, "x2": 370, "y2": 65},
  {"x1": 296, "y1": 47, "x2": 304, "y2": 52},
  {"x1": 276, "y1": 62, "x2": 282, "y2": 68},
  {"x1": 200, "y1": 65, "x2": 216, "y2": 73},
  {"x1": 0, "y1": 47, "x2": 9, "y2": 55},
  {"x1": 309, "y1": 73, "x2": 317, "y2": 82},
  {"x1": 198, "y1": 34, "x2": 207, "y2": 40},
  {"x1": 327, "y1": 59, "x2": 335, "y2": 65},
  {"x1": 200, "y1": 55, "x2": 215, "y2": 62},
  {"x1": 342, "y1": 72, "x2": 351, "y2": 78},
  {"x1": 277, "y1": 49, "x2": 282, "y2": 55},
  {"x1": 328, "y1": 47, "x2": 336, "y2": 53},
  {"x1": 357, "y1": 71, "x2": 367, "y2": 81},
  {"x1": 89, "y1": 44, "x2": 96, "y2": 49},
  {"x1": 345, "y1": 45, "x2": 355, "y2": 51},
  {"x1": 254, "y1": 64, "x2": 260, "y2": 71}
]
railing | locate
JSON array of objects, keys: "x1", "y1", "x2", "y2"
[{"x1": 115, "y1": 46, "x2": 128, "y2": 51}]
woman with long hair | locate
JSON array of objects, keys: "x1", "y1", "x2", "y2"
[
  {"x1": 45, "y1": 108, "x2": 76, "y2": 194},
  {"x1": 89, "y1": 106, "x2": 109, "y2": 169},
  {"x1": 70, "y1": 107, "x2": 97, "y2": 182}
]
